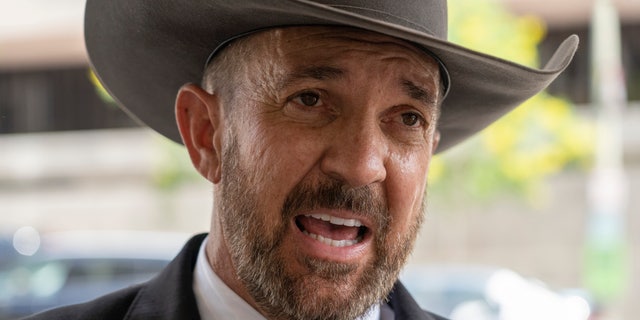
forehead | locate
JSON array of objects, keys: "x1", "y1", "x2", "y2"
[{"x1": 243, "y1": 26, "x2": 441, "y2": 84}]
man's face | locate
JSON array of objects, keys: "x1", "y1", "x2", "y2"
[{"x1": 210, "y1": 27, "x2": 441, "y2": 320}]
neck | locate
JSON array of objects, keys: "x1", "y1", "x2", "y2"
[{"x1": 206, "y1": 217, "x2": 269, "y2": 318}]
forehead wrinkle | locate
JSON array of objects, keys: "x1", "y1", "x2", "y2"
[{"x1": 276, "y1": 65, "x2": 346, "y2": 92}]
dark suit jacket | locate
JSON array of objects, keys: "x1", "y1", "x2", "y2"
[{"x1": 25, "y1": 234, "x2": 448, "y2": 320}]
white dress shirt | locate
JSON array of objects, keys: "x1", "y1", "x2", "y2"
[{"x1": 193, "y1": 236, "x2": 389, "y2": 320}]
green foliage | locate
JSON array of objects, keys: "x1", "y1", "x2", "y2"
[
  {"x1": 448, "y1": 0, "x2": 545, "y2": 67},
  {"x1": 150, "y1": 136, "x2": 200, "y2": 192},
  {"x1": 428, "y1": 0, "x2": 594, "y2": 202},
  {"x1": 89, "y1": 70, "x2": 117, "y2": 107},
  {"x1": 584, "y1": 239, "x2": 630, "y2": 302}
]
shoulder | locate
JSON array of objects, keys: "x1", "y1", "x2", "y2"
[
  {"x1": 21, "y1": 234, "x2": 207, "y2": 320},
  {"x1": 22, "y1": 284, "x2": 143, "y2": 320},
  {"x1": 389, "y1": 281, "x2": 450, "y2": 320},
  {"x1": 424, "y1": 310, "x2": 449, "y2": 320}
]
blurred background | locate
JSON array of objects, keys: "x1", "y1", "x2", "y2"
[{"x1": 0, "y1": 0, "x2": 638, "y2": 319}]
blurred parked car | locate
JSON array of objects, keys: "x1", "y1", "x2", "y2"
[
  {"x1": 400, "y1": 264, "x2": 593, "y2": 320},
  {"x1": 0, "y1": 235, "x2": 20, "y2": 271},
  {"x1": 0, "y1": 230, "x2": 190, "y2": 319}
]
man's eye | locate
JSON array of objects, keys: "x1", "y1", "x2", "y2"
[
  {"x1": 401, "y1": 113, "x2": 422, "y2": 126},
  {"x1": 293, "y1": 91, "x2": 322, "y2": 107}
]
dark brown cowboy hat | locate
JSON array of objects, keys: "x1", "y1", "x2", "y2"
[{"x1": 84, "y1": 0, "x2": 578, "y2": 152}]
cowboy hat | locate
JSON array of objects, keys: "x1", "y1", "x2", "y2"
[{"x1": 84, "y1": 0, "x2": 578, "y2": 152}]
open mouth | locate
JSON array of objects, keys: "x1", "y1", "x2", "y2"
[{"x1": 295, "y1": 213, "x2": 369, "y2": 248}]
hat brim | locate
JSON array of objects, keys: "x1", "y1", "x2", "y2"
[{"x1": 84, "y1": 0, "x2": 578, "y2": 152}]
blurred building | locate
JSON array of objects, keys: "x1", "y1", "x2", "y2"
[{"x1": 0, "y1": 0, "x2": 135, "y2": 135}]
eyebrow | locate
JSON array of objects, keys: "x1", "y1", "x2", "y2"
[
  {"x1": 401, "y1": 79, "x2": 437, "y2": 107},
  {"x1": 277, "y1": 65, "x2": 345, "y2": 91},
  {"x1": 277, "y1": 66, "x2": 437, "y2": 107}
]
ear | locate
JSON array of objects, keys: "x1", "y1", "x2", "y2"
[{"x1": 175, "y1": 83, "x2": 223, "y2": 183}]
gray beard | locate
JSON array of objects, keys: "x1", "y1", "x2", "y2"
[{"x1": 218, "y1": 137, "x2": 425, "y2": 320}]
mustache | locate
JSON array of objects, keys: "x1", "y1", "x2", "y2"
[{"x1": 281, "y1": 178, "x2": 389, "y2": 228}]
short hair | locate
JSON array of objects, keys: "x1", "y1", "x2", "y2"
[{"x1": 201, "y1": 34, "x2": 258, "y2": 115}]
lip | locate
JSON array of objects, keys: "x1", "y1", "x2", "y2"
[{"x1": 290, "y1": 209, "x2": 374, "y2": 263}]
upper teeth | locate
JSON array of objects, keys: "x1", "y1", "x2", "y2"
[{"x1": 305, "y1": 213, "x2": 363, "y2": 227}]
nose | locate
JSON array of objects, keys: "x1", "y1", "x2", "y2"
[{"x1": 320, "y1": 119, "x2": 388, "y2": 188}]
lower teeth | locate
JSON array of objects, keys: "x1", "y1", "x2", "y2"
[{"x1": 302, "y1": 230, "x2": 360, "y2": 247}]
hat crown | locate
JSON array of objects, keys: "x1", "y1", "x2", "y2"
[{"x1": 307, "y1": 0, "x2": 448, "y2": 38}]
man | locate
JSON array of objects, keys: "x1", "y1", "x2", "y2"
[{"x1": 28, "y1": 0, "x2": 578, "y2": 319}]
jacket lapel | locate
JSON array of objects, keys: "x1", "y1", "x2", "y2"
[
  {"x1": 387, "y1": 281, "x2": 448, "y2": 320},
  {"x1": 124, "y1": 234, "x2": 206, "y2": 320}
]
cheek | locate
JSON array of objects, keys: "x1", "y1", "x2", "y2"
[
  {"x1": 236, "y1": 120, "x2": 324, "y2": 208},
  {"x1": 386, "y1": 150, "x2": 431, "y2": 231}
]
